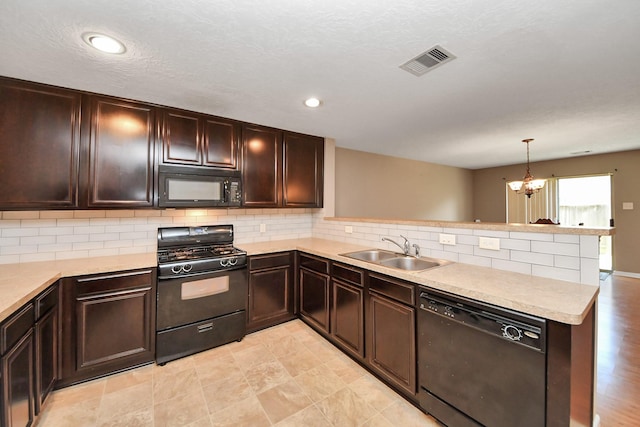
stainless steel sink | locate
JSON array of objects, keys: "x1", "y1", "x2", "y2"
[
  {"x1": 340, "y1": 249, "x2": 451, "y2": 272},
  {"x1": 379, "y1": 256, "x2": 441, "y2": 271},
  {"x1": 341, "y1": 249, "x2": 398, "y2": 262}
]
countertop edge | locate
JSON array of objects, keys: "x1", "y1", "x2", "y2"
[{"x1": 324, "y1": 217, "x2": 615, "y2": 236}]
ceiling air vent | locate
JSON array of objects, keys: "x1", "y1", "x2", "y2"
[{"x1": 399, "y1": 45, "x2": 456, "y2": 76}]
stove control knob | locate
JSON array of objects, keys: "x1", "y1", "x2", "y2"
[
  {"x1": 183, "y1": 264, "x2": 193, "y2": 273},
  {"x1": 229, "y1": 257, "x2": 238, "y2": 266},
  {"x1": 171, "y1": 265, "x2": 181, "y2": 274}
]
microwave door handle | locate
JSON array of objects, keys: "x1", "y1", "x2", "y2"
[{"x1": 223, "y1": 180, "x2": 230, "y2": 203}]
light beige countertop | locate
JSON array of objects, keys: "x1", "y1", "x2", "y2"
[
  {"x1": 239, "y1": 238, "x2": 598, "y2": 325},
  {"x1": 0, "y1": 253, "x2": 155, "y2": 323},
  {"x1": 326, "y1": 216, "x2": 615, "y2": 236},
  {"x1": 1, "y1": 238, "x2": 598, "y2": 326}
]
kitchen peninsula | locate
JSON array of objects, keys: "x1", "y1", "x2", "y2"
[{"x1": 1, "y1": 216, "x2": 608, "y2": 426}]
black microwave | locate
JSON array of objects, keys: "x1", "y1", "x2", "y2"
[{"x1": 158, "y1": 166, "x2": 242, "y2": 208}]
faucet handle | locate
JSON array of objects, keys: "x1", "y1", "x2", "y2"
[{"x1": 412, "y1": 243, "x2": 421, "y2": 258}]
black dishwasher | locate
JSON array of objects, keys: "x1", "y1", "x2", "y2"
[{"x1": 417, "y1": 288, "x2": 546, "y2": 427}]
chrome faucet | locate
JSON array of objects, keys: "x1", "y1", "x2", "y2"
[{"x1": 382, "y1": 235, "x2": 410, "y2": 256}]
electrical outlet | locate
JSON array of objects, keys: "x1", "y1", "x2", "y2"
[
  {"x1": 260, "y1": 223, "x2": 266, "y2": 233},
  {"x1": 439, "y1": 233, "x2": 456, "y2": 245},
  {"x1": 479, "y1": 237, "x2": 501, "y2": 251},
  {"x1": 623, "y1": 202, "x2": 634, "y2": 210},
  {"x1": 345, "y1": 225, "x2": 353, "y2": 234}
]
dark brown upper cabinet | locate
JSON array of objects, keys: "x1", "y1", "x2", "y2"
[
  {"x1": 242, "y1": 124, "x2": 282, "y2": 208},
  {"x1": 283, "y1": 132, "x2": 324, "y2": 208},
  {"x1": 160, "y1": 109, "x2": 239, "y2": 169},
  {"x1": 0, "y1": 78, "x2": 81, "y2": 209},
  {"x1": 242, "y1": 125, "x2": 324, "y2": 208},
  {"x1": 82, "y1": 95, "x2": 156, "y2": 208}
]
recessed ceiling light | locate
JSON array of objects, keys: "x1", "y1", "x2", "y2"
[
  {"x1": 304, "y1": 98, "x2": 321, "y2": 108},
  {"x1": 82, "y1": 33, "x2": 126, "y2": 54}
]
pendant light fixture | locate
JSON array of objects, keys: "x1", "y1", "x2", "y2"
[{"x1": 508, "y1": 139, "x2": 545, "y2": 198}]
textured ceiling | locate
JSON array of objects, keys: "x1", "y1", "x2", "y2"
[{"x1": 1, "y1": 0, "x2": 639, "y2": 169}]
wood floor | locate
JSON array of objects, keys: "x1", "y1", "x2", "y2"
[{"x1": 596, "y1": 274, "x2": 640, "y2": 426}]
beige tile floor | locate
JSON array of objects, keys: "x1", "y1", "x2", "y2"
[{"x1": 37, "y1": 320, "x2": 440, "y2": 427}]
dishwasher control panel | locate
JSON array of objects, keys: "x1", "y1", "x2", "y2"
[{"x1": 419, "y1": 289, "x2": 546, "y2": 352}]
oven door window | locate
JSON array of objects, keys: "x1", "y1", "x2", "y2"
[{"x1": 181, "y1": 276, "x2": 229, "y2": 300}]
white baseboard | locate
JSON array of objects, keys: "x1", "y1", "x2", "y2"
[
  {"x1": 613, "y1": 270, "x2": 640, "y2": 279},
  {"x1": 593, "y1": 413, "x2": 600, "y2": 427}
]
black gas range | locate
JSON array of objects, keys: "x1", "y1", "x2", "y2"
[
  {"x1": 157, "y1": 225, "x2": 247, "y2": 278},
  {"x1": 155, "y1": 224, "x2": 248, "y2": 365}
]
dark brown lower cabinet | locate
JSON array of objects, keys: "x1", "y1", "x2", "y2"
[
  {"x1": 367, "y1": 279, "x2": 416, "y2": 396},
  {"x1": 299, "y1": 267, "x2": 330, "y2": 333},
  {"x1": 59, "y1": 269, "x2": 156, "y2": 387},
  {"x1": 331, "y1": 279, "x2": 364, "y2": 358},
  {"x1": 330, "y1": 262, "x2": 365, "y2": 359},
  {"x1": 247, "y1": 252, "x2": 295, "y2": 332},
  {"x1": 1, "y1": 330, "x2": 35, "y2": 427},
  {"x1": 34, "y1": 306, "x2": 57, "y2": 414}
]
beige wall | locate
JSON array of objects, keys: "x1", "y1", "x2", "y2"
[
  {"x1": 473, "y1": 149, "x2": 640, "y2": 274},
  {"x1": 335, "y1": 148, "x2": 474, "y2": 221}
]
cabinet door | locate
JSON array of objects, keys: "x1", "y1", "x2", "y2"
[
  {"x1": 247, "y1": 265, "x2": 293, "y2": 331},
  {"x1": 331, "y1": 279, "x2": 364, "y2": 358},
  {"x1": 368, "y1": 292, "x2": 416, "y2": 395},
  {"x1": 161, "y1": 109, "x2": 201, "y2": 165},
  {"x1": 1, "y1": 330, "x2": 35, "y2": 427},
  {"x1": 203, "y1": 117, "x2": 239, "y2": 169},
  {"x1": 242, "y1": 125, "x2": 282, "y2": 207},
  {"x1": 0, "y1": 78, "x2": 81, "y2": 209},
  {"x1": 283, "y1": 132, "x2": 323, "y2": 208},
  {"x1": 299, "y1": 267, "x2": 330, "y2": 333},
  {"x1": 34, "y1": 307, "x2": 57, "y2": 415},
  {"x1": 59, "y1": 269, "x2": 156, "y2": 387},
  {"x1": 85, "y1": 96, "x2": 155, "y2": 207}
]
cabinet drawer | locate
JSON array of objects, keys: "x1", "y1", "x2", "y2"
[
  {"x1": 76, "y1": 269, "x2": 153, "y2": 296},
  {"x1": 332, "y1": 262, "x2": 363, "y2": 287},
  {"x1": 299, "y1": 253, "x2": 330, "y2": 274},
  {"x1": 369, "y1": 273, "x2": 415, "y2": 306},
  {"x1": 156, "y1": 311, "x2": 245, "y2": 365},
  {"x1": 249, "y1": 252, "x2": 292, "y2": 271},
  {"x1": 35, "y1": 283, "x2": 58, "y2": 319},
  {"x1": 1, "y1": 302, "x2": 35, "y2": 354}
]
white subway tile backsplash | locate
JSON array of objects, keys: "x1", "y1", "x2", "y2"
[
  {"x1": 554, "y1": 234, "x2": 580, "y2": 244},
  {"x1": 509, "y1": 231, "x2": 554, "y2": 242},
  {"x1": 0, "y1": 210, "x2": 603, "y2": 287},
  {"x1": 500, "y1": 239, "x2": 531, "y2": 251},
  {"x1": 473, "y1": 247, "x2": 510, "y2": 260},
  {"x1": 1, "y1": 245, "x2": 38, "y2": 255},
  {"x1": 532, "y1": 265, "x2": 581, "y2": 283},
  {"x1": 580, "y1": 258, "x2": 600, "y2": 286},
  {"x1": 511, "y1": 250, "x2": 553, "y2": 266},
  {"x1": 472, "y1": 229, "x2": 509, "y2": 238},
  {"x1": 21, "y1": 235, "x2": 56, "y2": 246},
  {"x1": 2, "y1": 211, "x2": 40, "y2": 220},
  {"x1": 580, "y1": 235, "x2": 599, "y2": 259},
  {"x1": 2, "y1": 228, "x2": 39, "y2": 237},
  {"x1": 531, "y1": 241, "x2": 580, "y2": 257},
  {"x1": 458, "y1": 254, "x2": 492, "y2": 267},
  {"x1": 57, "y1": 234, "x2": 89, "y2": 244},
  {"x1": 554, "y1": 255, "x2": 580, "y2": 270},
  {"x1": 40, "y1": 211, "x2": 75, "y2": 219},
  {"x1": 491, "y1": 259, "x2": 532, "y2": 275}
]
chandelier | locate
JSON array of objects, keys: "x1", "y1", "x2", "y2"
[{"x1": 508, "y1": 139, "x2": 545, "y2": 198}]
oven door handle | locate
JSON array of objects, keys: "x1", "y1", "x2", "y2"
[{"x1": 197, "y1": 322, "x2": 214, "y2": 333}]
